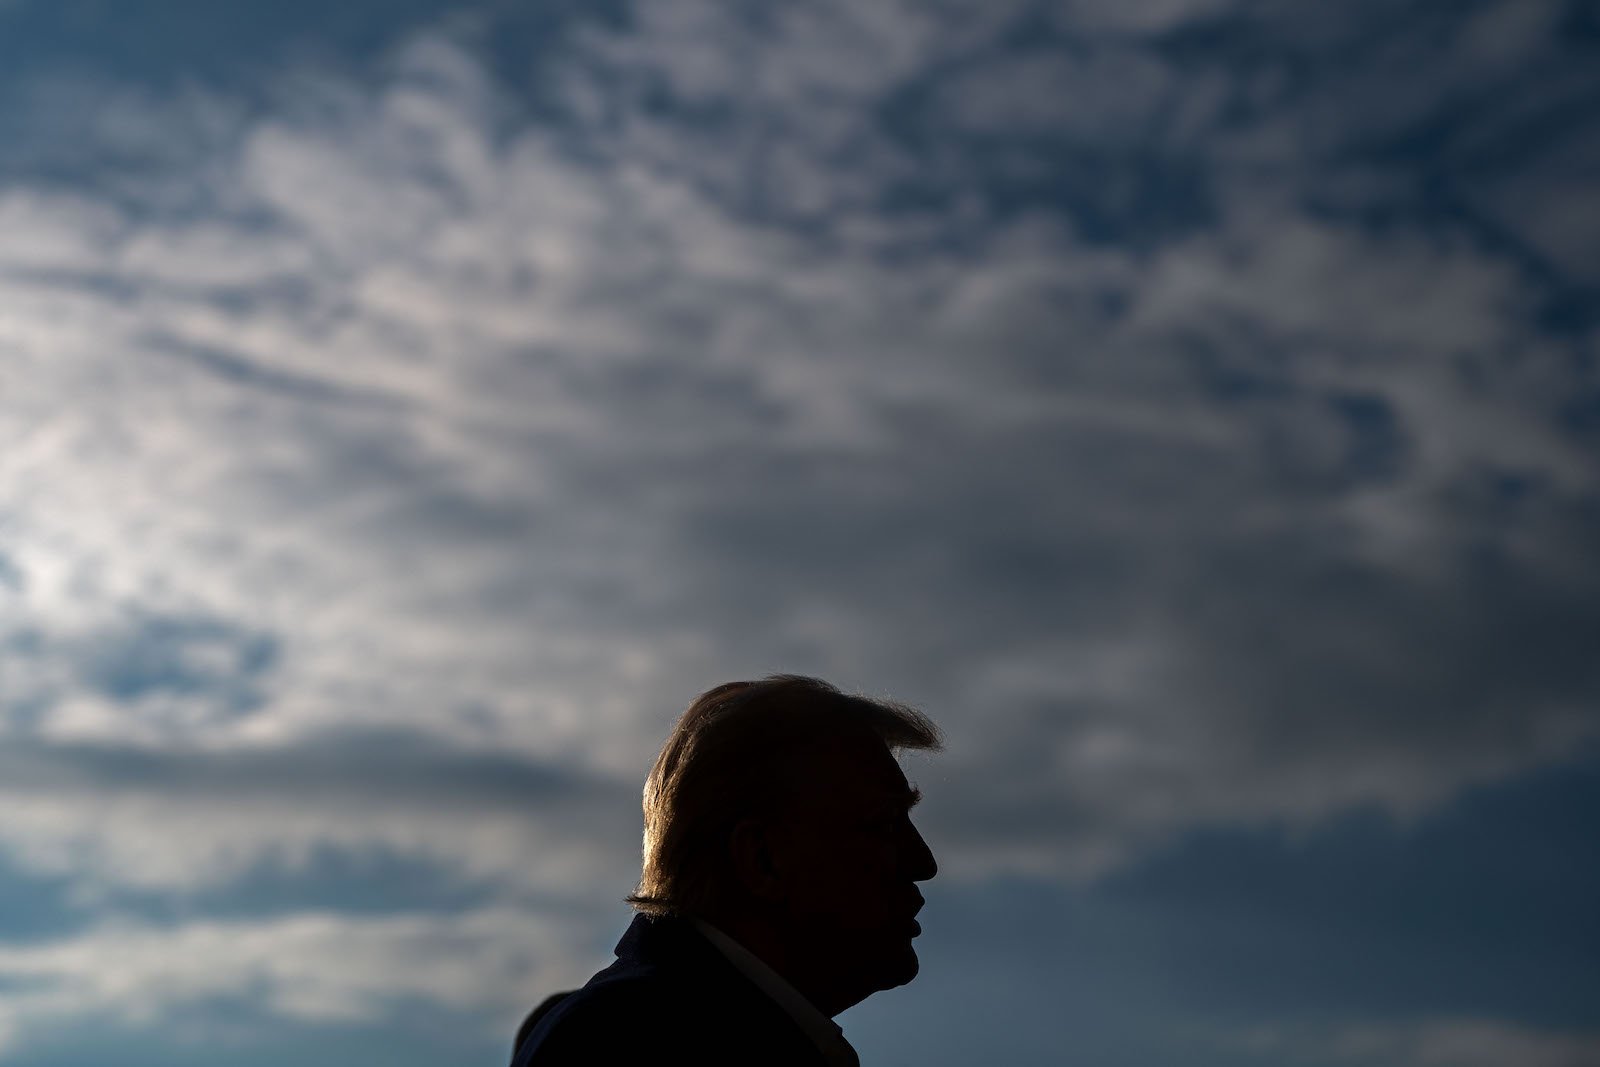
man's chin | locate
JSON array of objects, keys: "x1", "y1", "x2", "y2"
[
  {"x1": 894, "y1": 952, "x2": 920, "y2": 986},
  {"x1": 817, "y1": 924, "x2": 924, "y2": 996},
  {"x1": 830, "y1": 943, "x2": 921, "y2": 1012},
  {"x1": 874, "y1": 943, "x2": 920, "y2": 990}
]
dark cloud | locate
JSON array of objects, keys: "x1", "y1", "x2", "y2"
[
  {"x1": 852, "y1": 758, "x2": 1600, "y2": 1063},
  {"x1": 1094, "y1": 759, "x2": 1600, "y2": 1028},
  {"x1": 79, "y1": 614, "x2": 278, "y2": 717},
  {"x1": 0, "y1": 0, "x2": 1597, "y2": 1062},
  {"x1": 0, "y1": 727, "x2": 611, "y2": 806}
]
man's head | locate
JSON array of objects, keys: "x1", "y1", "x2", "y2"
[{"x1": 628, "y1": 675, "x2": 940, "y2": 1014}]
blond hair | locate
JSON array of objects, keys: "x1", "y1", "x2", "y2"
[{"x1": 627, "y1": 675, "x2": 940, "y2": 918}]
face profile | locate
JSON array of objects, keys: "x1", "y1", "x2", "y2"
[
  {"x1": 512, "y1": 675, "x2": 942, "y2": 1067},
  {"x1": 755, "y1": 726, "x2": 937, "y2": 1010}
]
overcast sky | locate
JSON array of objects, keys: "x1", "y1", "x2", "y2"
[{"x1": 1, "y1": 2, "x2": 1597, "y2": 1065}]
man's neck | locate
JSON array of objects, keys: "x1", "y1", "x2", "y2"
[
  {"x1": 697, "y1": 911, "x2": 861, "y2": 1018},
  {"x1": 690, "y1": 918, "x2": 861, "y2": 1067}
]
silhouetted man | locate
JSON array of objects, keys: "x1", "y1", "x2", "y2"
[{"x1": 512, "y1": 675, "x2": 941, "y2": 1066}]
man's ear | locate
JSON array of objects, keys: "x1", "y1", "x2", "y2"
[{"x1": 730, "y1": 818, "x2": 786, "y2": 902}]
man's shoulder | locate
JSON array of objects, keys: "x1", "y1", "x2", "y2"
[
  {"x1": 514, "y1": 973, "x2": 682, "y2": 1056},
  {"x1": 559, "y1": 959, "x2": 699, "y2": 1021},
  {"x1": 512, "y1": 917, "x2": 828, "y2": 1066},
  {"x1": 512, "y1": 968, "x2": 739, "y2": 1065},
  {"x1": 512, "y1": 918, "x2": 730, "y2": 1064}
]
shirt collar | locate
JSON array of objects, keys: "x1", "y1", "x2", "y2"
[{"x1": 689, "y1": 918, "x2": 860, "y2": 1067}]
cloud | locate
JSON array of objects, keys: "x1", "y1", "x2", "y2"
[
  {"x1": 0, "y1": 734, "x2": 637, "y2": 896},
  {"x1": 0, "y1": 0, "x2": 1594, "y2": 879},
  {"x1": 1467, "y1": 125, "x2": 1600, "y2": 289},
  {"x1": 0, "y1": 906, "x2": 589, "y2": 1056},
  {"x1": 0, "y1": 4, "x2": 1597, "y2": 1051},
  {"x1": 1051, "y1": 0, "x2": 1242, "y2": 34},
  {"x1": 1231, "y1": 1018, "x2": 1600, "y2": 1067},
  {"x1": 938, "y1": 46, "x2": 1179, "y2": 141}
]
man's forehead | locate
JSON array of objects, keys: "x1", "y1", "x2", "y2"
[{"x1": 790, "y1": 730, "x2": 914, "y2": 802}]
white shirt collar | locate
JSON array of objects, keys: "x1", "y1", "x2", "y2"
[{"x1": 690, "y1": 918, "x2": 860, "y2": 1067}]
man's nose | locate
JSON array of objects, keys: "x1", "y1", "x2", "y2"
[{"x1": 904, "y1": 820, "x2": 937, "y2": 881}]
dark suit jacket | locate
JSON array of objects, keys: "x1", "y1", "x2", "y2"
[{"x1": 511, "y1": 915, "x2": 831, "y2": 1066}]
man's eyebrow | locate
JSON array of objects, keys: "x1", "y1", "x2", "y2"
[{"x1": 905, "y1": 785, "x2": 923, "y2": 808}]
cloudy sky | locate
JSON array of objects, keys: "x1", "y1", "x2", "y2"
[{"x1": 1, "y1": 1, "x2": 1597, "y2": 1064}]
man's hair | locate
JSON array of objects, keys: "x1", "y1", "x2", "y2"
[{"x1": 626, "y1": 675, "x2": 941, "y2": 918}]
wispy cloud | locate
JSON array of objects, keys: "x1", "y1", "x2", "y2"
[
  {"x1": 0, "y1": 0, "x2": 1596, "y2": 1056},
  {"x1": 0, "y1": 906, "x2": 584, "y2": 1055},
  {"x1": 0, "y1": 734, "x2": 634, "y2": 895},
  {"x1": 3, "y1": 0, "x2": 1596, "y2": 873},
  {"x1": 1232, "y1": 1018, "x2": 1600, "y2": 1067}
]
